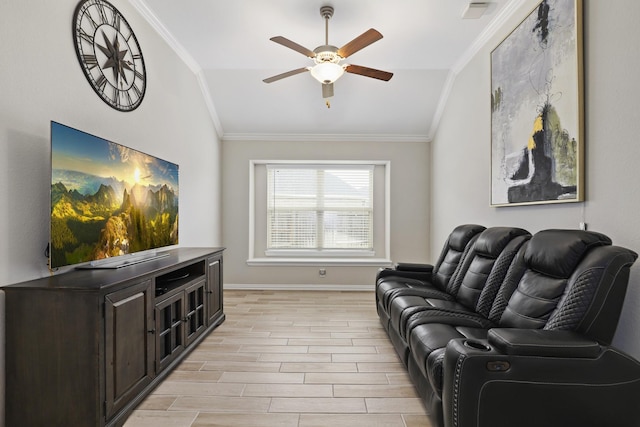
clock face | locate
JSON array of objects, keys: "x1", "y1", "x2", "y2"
[{"x1": 73, "y1": 0, "x2": 146, "y2": 111}]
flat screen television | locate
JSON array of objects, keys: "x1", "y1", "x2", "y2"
[{"x1": 50, "y1": 121, "x2": 179, "y2": 269}]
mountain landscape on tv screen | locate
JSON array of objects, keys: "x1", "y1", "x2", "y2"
[{"x1": 50, "y1": 170, "x2": 178, "y2": 268}]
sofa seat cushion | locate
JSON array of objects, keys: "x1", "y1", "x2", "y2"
[
  {"x1": 405, "y1": 309, "x2": 496, "y2": 345},
  {"x1": 389, "y1": 294, "x2": 457, "y2": 335},
  {"x1": 382, "y1": 285, "x2": 454, "y2": 314},
  {"x1": 409, "y1": 323, "x2": 489, "y2": 394},
  {"x1": 397, "y1": 299, "x2": 477, "y2": 340},
  {"x1": 376, "y1": 277, "x2": 432, "y2": 306}
]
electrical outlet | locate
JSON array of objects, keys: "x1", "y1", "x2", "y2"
[
  {"x1": 579, "y1": 222, "x2": 587, "y2": 230},
  {"x1": 319, "y1": 268, "x2": 327, "y2": 277}
]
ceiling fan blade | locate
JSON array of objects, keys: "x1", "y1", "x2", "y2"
[
  {"x1": 337, "y1": 29, "x2": 383, "y2": 58},
  {"x1": 345, "y1": 64, "x2": 393, "y2": 81},
  {"x1": 270, "y1": 36, "x2": 316, "y2": 58},
  {"x1": 263, "y1": 67, "x2": 310, "y2": 83},
  {"x1": 322, "y1": 83, "x2": 334, "y2": 99}
]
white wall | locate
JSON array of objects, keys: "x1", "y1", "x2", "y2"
[
  {"x1": 432, "y1": 0, "x2": 640, "y2": 358},
  {"x1": 0, "y1": 0, "x2": 222, "y2": 287},
  {"x1": 222, "y1": 139, "x2": 430, "y2": 287}
]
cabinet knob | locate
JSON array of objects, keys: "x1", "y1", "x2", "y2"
[
  {"x1": 206, "y1": 290, "x2": 214, "y2": 294},
  {"x1": 147, "y1": 329, "x2": 156, "y2": 334}
]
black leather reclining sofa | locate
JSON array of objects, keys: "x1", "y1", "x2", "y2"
[{"x1": 376, "y1": 225, "x2": 640, "y2": 427}]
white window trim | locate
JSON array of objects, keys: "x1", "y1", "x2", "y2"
[{"x1": 248, "y1": 160, "x2": 392, "y2": 266}]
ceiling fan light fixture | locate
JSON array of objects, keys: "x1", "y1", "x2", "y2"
[{"x1": 310, "y1": 62, "x2": 345, "y2": 84}]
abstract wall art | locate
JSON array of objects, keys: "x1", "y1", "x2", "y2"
[{"x1": 491, "y1": 0, "x2": 584, "y2": 206}]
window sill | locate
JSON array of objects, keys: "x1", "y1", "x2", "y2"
[
  {"x1": 265, "y1": 249, "x2": 376, "y2": 257},
  {"x1": 246, "y1": 257, "x2": 393, "y2": 267}
]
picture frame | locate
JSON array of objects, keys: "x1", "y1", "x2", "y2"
[{"x1": 490, "y1": 0, "x2": 584, "y2": 207}]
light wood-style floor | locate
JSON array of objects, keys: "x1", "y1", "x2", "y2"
[{"x1": 124, "y1": 289, "x2": 431, "y2": 427}]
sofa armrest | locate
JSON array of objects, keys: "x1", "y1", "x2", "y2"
[
  {"x1": 395, "y1": 262, "x2": 434, "y2": 273},
  {"x1": 376, "y1": 263, "x2": 433, "y2": 282},
  {"x1": 487, "y1": 328, "x2": 601, "y2": 358},
  {"x1": 441, "y1": 337, "x2": 640, "y2": 427}
]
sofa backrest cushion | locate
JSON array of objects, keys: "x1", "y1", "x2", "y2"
[
  {"x1": 448, "y1": 227, "x2": 531, "y2": 313},
  {"x1": 474, "y1": 233, "x2": 531, "y2": 318},
  {"x1": 525, "y1": 229, "x2": 612, "y2": 278},
  {"x1": 498, "y1": 230, "x2": 614, "y2": 330},
  {"x1": 431, "y1": 224, "x2": 485, "y2": 291}
]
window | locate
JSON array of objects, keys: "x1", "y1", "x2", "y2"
[
  {"x1": 266, "y1": 165, "x2": 373, "y2": 254},
  {"x1": 248, "y1": 160, "x2": 391, "y2": 266}
]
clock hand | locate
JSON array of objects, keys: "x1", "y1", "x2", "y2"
[
  {"x1": 97, "y1": 30, "x2": 115, "y2": 58},
  {"x1": 113, "y1": 37, "x2": 129, "y2": 85},
  {"x1": 96, "y1": 30, "x2": 132, "y2": 86}
]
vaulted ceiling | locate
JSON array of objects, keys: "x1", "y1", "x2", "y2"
[{"x1": 131, "y1": 0, "x2": 517, "y2": 141}]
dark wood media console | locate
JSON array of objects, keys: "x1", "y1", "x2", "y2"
[{"x1": 4, "y1": 247, "x2": 225, "y2": 427}]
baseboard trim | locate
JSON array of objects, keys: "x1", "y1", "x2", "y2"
[{"x1": 224, "y1": 283, "x2": 372, "y2": 292}]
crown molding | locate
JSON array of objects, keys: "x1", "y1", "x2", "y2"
[
  {"x1": 195, "y1": 70, "x2": 224, "y2": 139},
  {"x1": 427, "y1": 71, "x2": 457, "y2": 141},
  {"x1": 222, "y1": 133, "x2": 430, "y2": 143}
]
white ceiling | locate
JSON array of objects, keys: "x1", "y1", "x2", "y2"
[{"x1": 131, "y1": 0, "x2": 518, "y2": 141}]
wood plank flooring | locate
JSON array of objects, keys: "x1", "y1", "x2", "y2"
[{"x1": 124, "y1": 290, "x2": 431, "y2": 427}]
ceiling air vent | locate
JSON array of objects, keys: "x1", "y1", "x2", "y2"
[{"x1": 462, "y1": 2, "x2": 489, "y2": 19}]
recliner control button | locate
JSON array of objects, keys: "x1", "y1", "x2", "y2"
[{"x1": 486, "y1": 361, "x2": 510, "y2": 371}]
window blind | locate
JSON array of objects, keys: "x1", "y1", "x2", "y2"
[{"x1": 267, "y1": 165, "x2": 374, "y2": 251}]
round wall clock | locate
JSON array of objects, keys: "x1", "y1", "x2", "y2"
[{"x1": 73, "y1": 0, "x2": 146, "y2": 112}]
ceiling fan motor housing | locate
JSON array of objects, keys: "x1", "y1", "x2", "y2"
[{"x1": 313, "y1": 46, "x2": 342, "y2": 64}]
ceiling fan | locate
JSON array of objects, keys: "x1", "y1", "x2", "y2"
[{"x1": 263, "y1": 5, "x2": 393, "y2": 107}]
